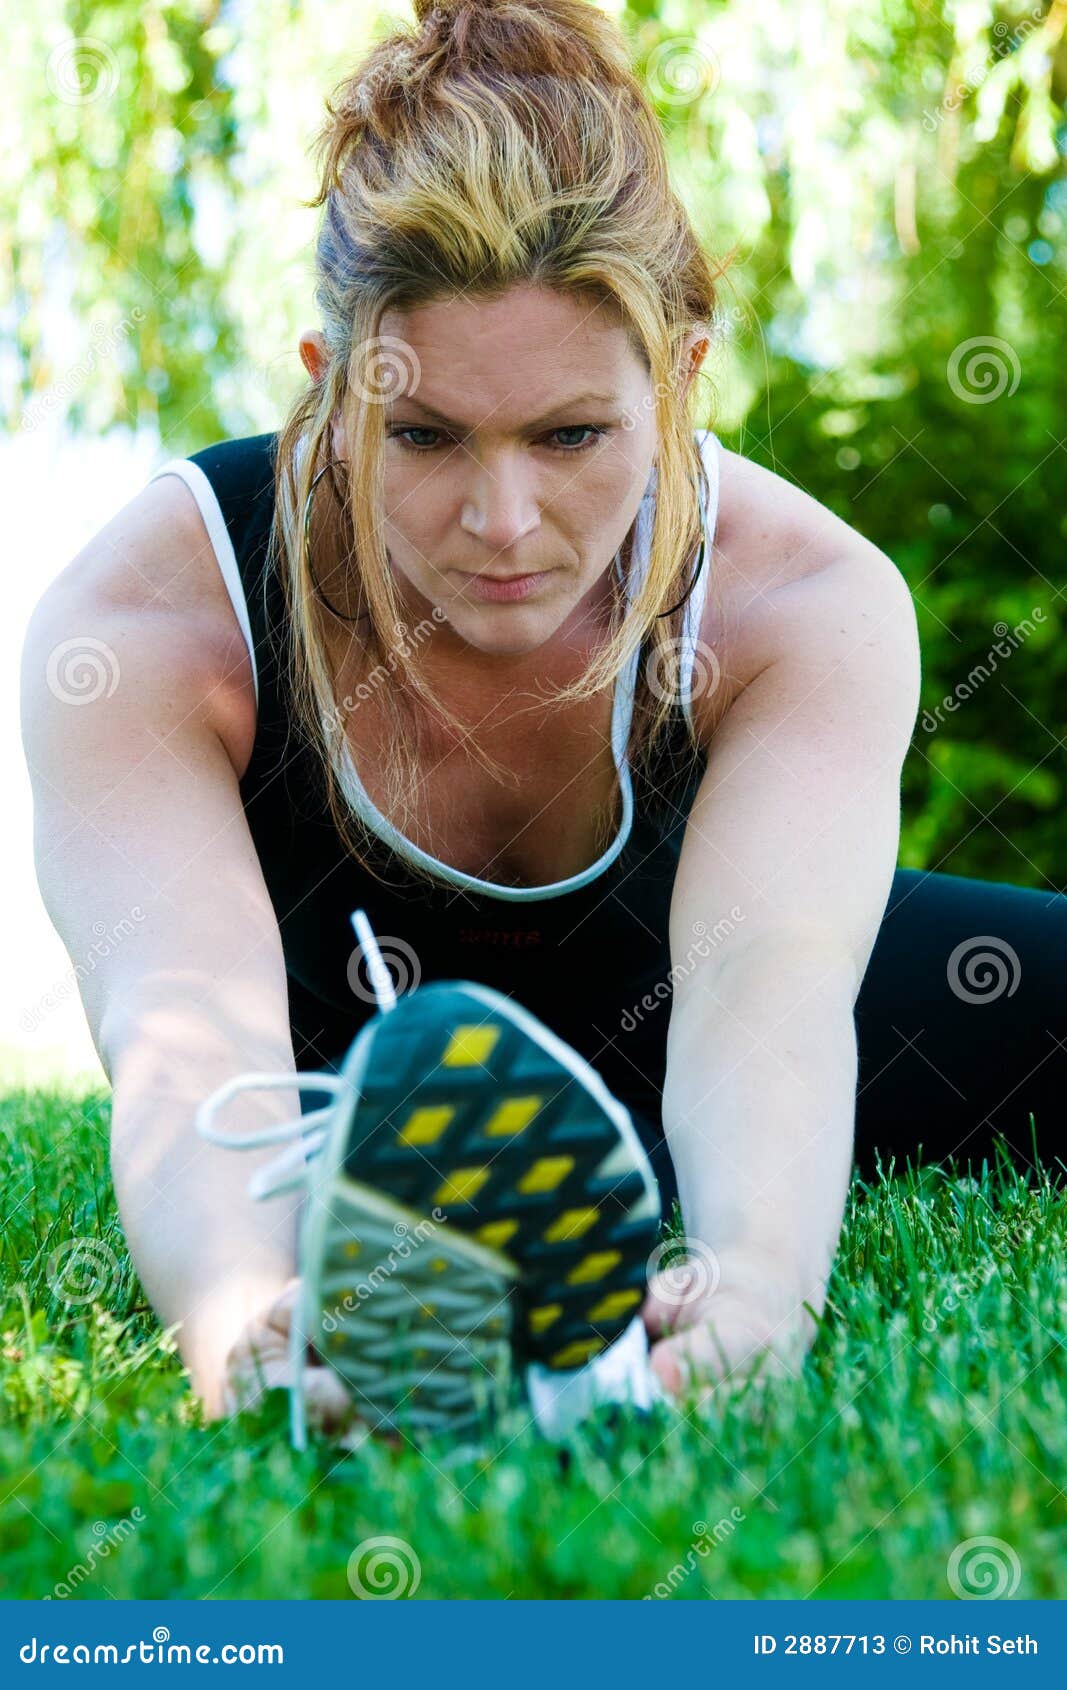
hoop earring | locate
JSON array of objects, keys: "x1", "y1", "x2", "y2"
[
  {"x1": 613, "y1": 532, "x2": 707, "y2": 619},
  {"x1": 613, "y1": 466, "x2": 709, "y2": 620},
  {"x1": 301, "y1": 458, "x2": 368, "y2": 624},
  {"x1": 658, "y1": 534, "x2": 706, "y2": 620}
]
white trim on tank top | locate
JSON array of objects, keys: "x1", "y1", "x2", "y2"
[
  {"x1": 146, "y1": 457, "x2": 261, "y2": 709},
  {"x1": 146, "y1": 428, "x2": 720, "y2": 903}
]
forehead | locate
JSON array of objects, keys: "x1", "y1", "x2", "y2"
[{"x1": 378, "y1": 283, "x2": 647, "y2": 425}]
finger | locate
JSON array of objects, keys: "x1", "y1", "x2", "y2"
[
  {"x1": 640, "y1": 1283, "x2": 678, "y2": 1339},
  {"x1": 641, "y1": 1267, "x2": 706, "y2": 1338},
  {"x1": 647, "y1": 1331, "x2": 724, "y2": 1407},
  {"x1": 650, "y1": 1307, "x2": 793, "y2": 1405},
  {"x1": 222, "y1": 1340, "x2": 289, "y2": 1414},
  {"x1": 221, "y1": 1279, "x2": 304, "y2": 1412},
  {"x1": 647, "y1": 1331, "x2": 687, "y2": 1396},
  {"x1": 300, "y1": 1366, "x2": 405, "y2": 1448},
  {"x1": 260, "y1": 1275, "x2": 303, "y2": 1341},
  {"x1": 300, "y1": 1362, "x2": 364, "y2": 1434}
]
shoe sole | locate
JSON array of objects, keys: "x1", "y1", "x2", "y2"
[{"x1": 296, "y1": 980, "x2": 661, "y2": 1443}]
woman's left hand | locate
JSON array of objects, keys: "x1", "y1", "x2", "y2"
[{"x1": 641, "y1": 1265, "x2": 812, "y2": 1402}]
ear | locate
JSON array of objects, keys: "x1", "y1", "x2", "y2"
[
  {"x1": 678, "y1": 323, "x2": 711, "y2": 399},
  {"x1": 298, "y1": 330, "x2": 349, "y2": 463},
  {"x1": 651, "y1": 326, "x2": 712, "y2": 468},
  {"x1": 298, "y1": 328, "x2": 329, "y2": 384}
]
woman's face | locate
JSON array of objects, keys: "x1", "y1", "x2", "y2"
[{"x1": 301, "y1": 284, "x2": 704, "y2": 662}]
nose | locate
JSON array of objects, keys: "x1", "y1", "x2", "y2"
[{"x1": 458, "y1": 453, "x2": 540, "y2": 554}]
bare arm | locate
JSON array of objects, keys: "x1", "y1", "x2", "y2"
[
  {"x1": 20, "y1": 478, "x2": 306, "y2": 1416},
  {"x1": 649, "y1": 541, "x2": 921, "y2": 1391}
]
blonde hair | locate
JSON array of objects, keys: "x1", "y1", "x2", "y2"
[{"x1": 269, "y1": 0, "x2": 727, "y2": 886}]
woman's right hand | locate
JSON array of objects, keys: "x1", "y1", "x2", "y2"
[{"x1": 219, "y1": 1276, "x2": 373, "y2": 1446}]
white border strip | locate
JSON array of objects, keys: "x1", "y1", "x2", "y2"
[{"x1": 148, "y1": 458, "x2": 260, "y2": 708}]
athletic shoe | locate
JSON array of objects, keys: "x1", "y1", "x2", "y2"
[{"x1": 195, "y1": 909, "x2": 668, "y2": 1448}]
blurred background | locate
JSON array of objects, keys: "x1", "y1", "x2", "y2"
[{"x1": 3, "y1": 0, "x2": 1065, "y2": 1086}]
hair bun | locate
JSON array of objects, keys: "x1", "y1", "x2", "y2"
[
  {"x1": 413, "y1": 0, "x2": 470, "y2": 23},
  {"x1": 412, "y1": 0, "x2": 515, "y2": 25}
]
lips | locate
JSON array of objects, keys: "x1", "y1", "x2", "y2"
[
  {"x1": 451, "y1": 567, "x2": 552, "y2": 603},
  {"x1": 468, "y1": 571, "x2": 543, "y2": 581}
]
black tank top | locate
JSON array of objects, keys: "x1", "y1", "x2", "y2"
[{"x1": 156, "y1": 431, "x2": 717, "y2": 1161}]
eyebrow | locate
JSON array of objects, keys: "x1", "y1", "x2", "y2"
[{"x1": 387, "y1": 392, "x2": 623, "y2": 433}]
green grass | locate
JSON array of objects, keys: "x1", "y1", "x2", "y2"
[{"x1": 1, "y1": 1075, "x2": 1064, "y2": 1600}]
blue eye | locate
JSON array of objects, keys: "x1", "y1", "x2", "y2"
[
  {"x1": 548, "y1": 425, "x2": 606, "y2": 452},
  {"x1": 388, "y1": 426, "x2": 444, "y2": 451}
]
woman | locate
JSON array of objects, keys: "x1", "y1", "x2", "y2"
[{"x1": 21, "y1": 0, "x2": 1064, "y2": 1440}]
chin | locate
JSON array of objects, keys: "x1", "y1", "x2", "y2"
[{"x1": 453, "y1": 605, "x2": 561, "y2": 655}]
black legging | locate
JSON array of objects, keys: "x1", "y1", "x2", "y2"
[
  {"x1": 851, "y1": 866, "x2": 1065, "y2": 1178},
  {"x1": 634, "y1": 866, "x2": 1067, "y2": 1213},
  {"x1": 303, "y1": 866, "x2": 1066, "y2": 1210}
]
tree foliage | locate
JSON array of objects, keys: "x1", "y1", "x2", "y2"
[{"x1": 3, "y1": 0, "x2": 1064, "y2": 884}]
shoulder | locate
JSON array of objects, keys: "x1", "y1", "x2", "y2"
[
  {"x1": 23, "y1": 468, "x2": 258, "y2": 778},
  {"x1": 690, "y1": 437, "x2": 920, "y2": 749}
]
